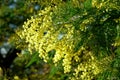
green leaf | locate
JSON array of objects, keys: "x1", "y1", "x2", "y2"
[
  {"x1": 25, "y1": 52, "x2": 39, "y2": 68},
  {"x1": 84, "y1": 0, "x2": 92, "y2": 9},
  {"x1": 49, "y1": 65, "x2": 58, "y2": 76}
]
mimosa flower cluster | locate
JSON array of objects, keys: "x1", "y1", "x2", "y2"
[{"x1": 16, "y1": 0, "x2": 120, "y2": 79}]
